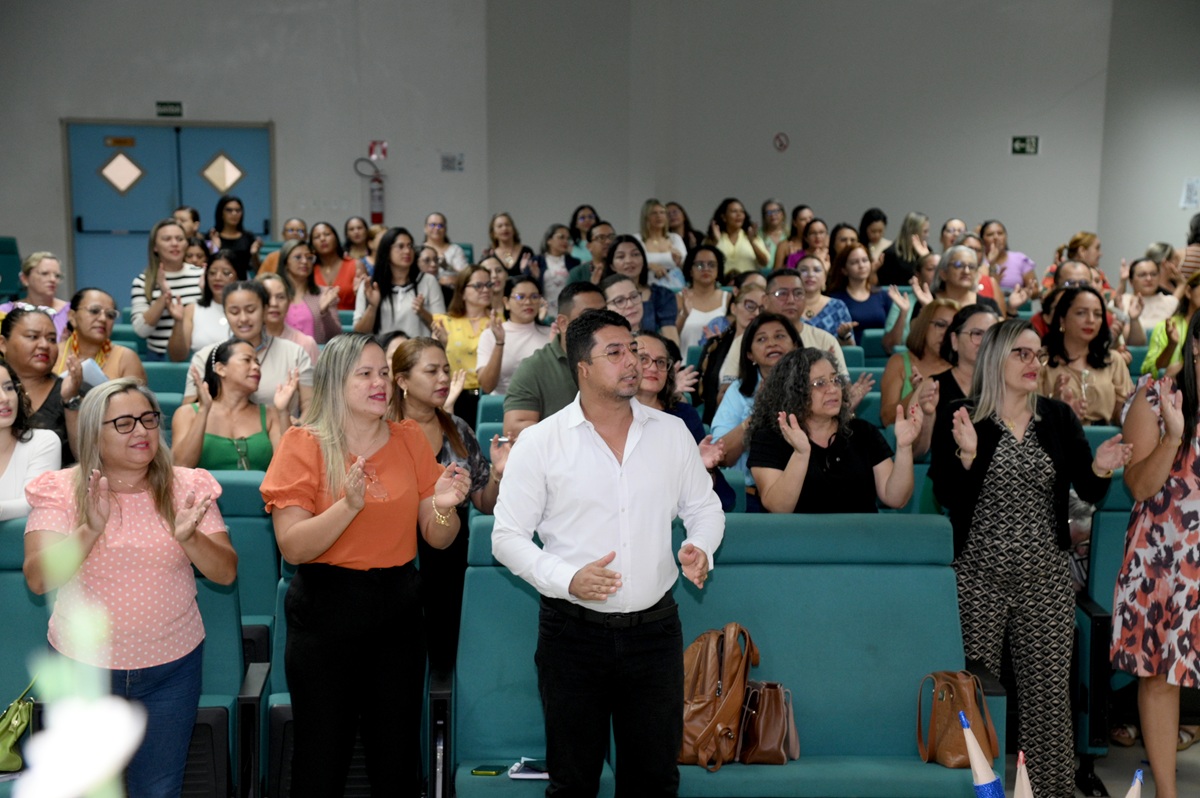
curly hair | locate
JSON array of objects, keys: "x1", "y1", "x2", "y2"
[
  {"x1": 748, "y1": 348, "x2": 851, "y2": 438},
  {"x1": 1042, "y1": 286, "x2": 1112, "y2": 369}
]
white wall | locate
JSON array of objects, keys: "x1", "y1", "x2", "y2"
[
  {"x1": 0, "y1": 0, "x2": 488, "y2": 286},
  {"x1": 1098, "y1": 0, "x2": 1200, "y2": 271},
  {"x1": 6, "y1": 0, "x2": 1198, "y2": 292}
]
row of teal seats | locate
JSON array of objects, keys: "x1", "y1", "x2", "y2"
[
  {"x1": 452, "y1": 513, "x2": 1007, "y2": 797},
  {"x1": 0, "y1": 469, "x2": 279, "y2": 798}
]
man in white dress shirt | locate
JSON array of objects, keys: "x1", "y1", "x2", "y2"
[{"x1": 492, "y1": 308, "x2": 724, "y2": 797}]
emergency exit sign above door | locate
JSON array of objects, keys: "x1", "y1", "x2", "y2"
[
  {"x1": 156, "y1": 101, "x2": 183, "y2": 118},
  {"x1": 1011, "y1": 136, "x2": 1039, "y2": 155}
]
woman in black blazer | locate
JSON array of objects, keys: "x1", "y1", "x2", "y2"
[{"x1": 929, "y1": 318, "x2": 1130, "y2": 798}]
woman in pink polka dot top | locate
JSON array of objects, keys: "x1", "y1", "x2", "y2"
[{"x1": 22, "y1": 378, "x2": 238, "y2": 797}]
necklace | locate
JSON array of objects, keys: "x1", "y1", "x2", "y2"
[
  {"x1": 108, "y1": 474, "x2": 147, "y2": 492},
  {"x1": 68, "y1": 332, "x2": 112, "y2": 367}
]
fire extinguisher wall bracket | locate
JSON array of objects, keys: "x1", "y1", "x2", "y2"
[{"x1": 353, "y1": 157, "x2": 385, "y2": 225}]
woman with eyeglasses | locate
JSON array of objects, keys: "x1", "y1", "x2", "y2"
[
  {"x1": 1, "y1": 306, "x2": 82, "y2": 465},
  {"x1": 1110, "y1": 312, "x2": 1200, "y2": 798},
  {"x1": 711, "y1": 313, "x2": 801, "y2": 512},
  {"x1": 793, "y1": 254, "x2": 854, "y2": 341},
  {"x1": 131, "y1": 219, "x2": 205, "y2": 361},
  {"x1": 696, "y1": 284, "x2": 767, "y2": 425},
  {"x1": 54, "y1": 288, "x2": 146, "y2": 383},
  {"x1": 749, "y1": 348, "x2": 920, "y2": 513},
  {"x1": 880, "y1": 299, "x2": 957, "y2": 426},
  {"x1": 600, "y1": 235, "x2": 679, "y2": 344},
  {"x1": 390, "y1": 336, "x2": 507, "y2": 671},
  {"x1": 0, "y1": 252, "x2": 70, "y2": 337},
  {"x1": 171, "y1": 338, "x2": 297, "y2": 471},
  {"x1": 909, "y1": 245, "x2": 1009, "y2": 326},
  {"x1": 0, "y1": 358, "x2": 61, "y2": 518},
  {"x1": 634, "y1": 331, "x2": 733, "y2": 510},
  {"x1": 783, "y1": 218, "x2": 831, "y2": 270},
  {"x1": 757, "y1": 199, "x2": 789, "y2": 267},
  {"x1": 207, "y1": 194, "x2": 261, "y2": 275},
  {"x1": 166, "y1": 249, "x2": 246, "y2": 361},
  {"x1": 311, "y1": 221, "x2": 362, "y2": 311},
  {"x1": 260, "y1": 334, "x2": 470, "y2": 796},
  {"x1": 277, "y1": 239, "x2": 343, "y2": 346},
  {"x1": 636, "y1": 199, "x2": 687, "y2": 291},
  {"x1": 676, "y1": 245, "x2": 730, "y2": 354},
  {"x1": 1037, "y1": 286, "x2": 1133, "y2": 426},
  {"x1": 930, "y1": 319, "x2": 1131, "y2": 797},
  {"x1": 428, "y1": 266, "x2": 493, "y2": 426},
  {"x1": 24, "y1": 378, "x2": 236, "y2": 797},
  {"x1": 1140, "y1": 271, "x2": 1200, "y2": 377},
  {"x1": 908, "y1": 305, "x2": 999, "y2": 458},
  {"x1": 416, "y1": 244, "x2": 457, "y2": 309},
  {"x1": 422, "y1": 212, "x2": 469, "y2": 274},
  {"x1": 355, "y1": 227, "x2": 446, "y2": 339},
  {"x1": 183, "y1": 281, "x2": 314, "y2": 419},
  {"x1": 257, "y1": 273, "x2": 321, "y2": 367},
  {"x1": 524, "y1": 224, "x2": 577, "y2": 316},
  {"x1": 477, "y1": 276, "x2": 553, "y2": 397}
]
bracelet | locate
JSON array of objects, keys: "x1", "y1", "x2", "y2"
[
  {"x1": 956, "y1": 447, "x2": 976, "y2": 462},
  {"x1": 490, "y1": 468, "x2": 503, "y2": 484},
  {"x1": 1092, "y1": 463, "x2": 1114, "y2": 479},
  {"x1": 495, "y1": 341, "x2": 505, "y2": 347},
  {"x1": 431, "y1": 495, "x2": 452, "y2": 526}
]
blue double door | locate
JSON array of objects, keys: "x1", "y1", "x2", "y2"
[{"x1": 67, "y1": 122, "x2": 272, "y2": 304}]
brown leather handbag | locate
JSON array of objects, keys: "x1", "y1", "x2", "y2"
[
  {"x1": 679, "y1": 622, "x2": 759, "y2": 772},
  {"x1": 737, "y1": 680, "x2": 800, "y2": 764},
  {"x1": 916, "y1": 670, "x2": 999, "y2": 768}
]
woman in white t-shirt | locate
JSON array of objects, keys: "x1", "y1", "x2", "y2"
[
  {"x1": 476, "y1": 276, "x2": 553, "y2": 395},
  {"x1": 0, "y1": 359, "x2": 60, "y2": 519},
  {"x1": 524, "y1": 224, "x2": 577, "y2": 317},
  {"x1": 636, "y1": 199, "x2": 687, "y2": 291}
]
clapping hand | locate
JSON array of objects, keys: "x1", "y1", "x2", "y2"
[
  {"x1": 912, "y1": 234, "x2": 930, "y2": 259},
  {"x1": 1166, "y1": 317, "x2": 1181, "y2": 346},
  {"x1": 893, "y1": 403, "x2": 923, "y2": 448},
  {"x1": 950, "y1": 407, "x2": 978, "y2": 464},
  {"x1": 679, "y1": 543, "x2": 709, "y2": 589},
  {"x1": 887, "y1": 284, "x2": 910, "y2": 316},
  {"x1": 365, "y1": 281, "x2": 382, "y2": 311},
  {"x1": 675, "y1": 363, "x2": 699, "y2": 396},
  {"x1": 83, "y1": 469, "x2": 112, "y2": 533},
  {"x1": 915, "y1": 371, "x2": 940, "y2": 417},
  {"x1": 344, "y1": 456, "x2": 368, "y2": 511},
  {"x1": 698, "y1": 434, "x2": 724, "y2": 469},
  {"x1": 444, "y1": 369, "x2": 466, "y2": 412},
  {"x1": 570, "y1": 551, "x2": 622, "y2": 600},
  {"x1": 251, "y1": 237, "x2": 263, "y2": 256},
  {"x1": 1054, "y1": 373, "x2": 1088, "y2": 420},
  {"x1": 1007, "y1": 284, "x2": 1030, "y2": 311},
  {"x1": 191, "y1": 365, "x2": 213, "y2": 410},
  {"x1": 166, "y1": 295, "x2": 184, "y2": 321},
  {"x1": 489, "y1": 434, "x2": 511, "y2": 476},
  {"x1": 837, "y1": 321, "x2": 859, "y2": 341},
  {"x1": 1157, "y1": 377, "x2": 1185, "y2": 443},
  {"x1": 274, "y1": 367, "x2": 300, "y2": 415},
  {"x1": 61, "y1": 353, "x2": 83, "y2": 405},
  {"x1": 430, "y1": 316, "x2": 448, "y2": 345},
  {"x1": 909, "y1": 275, "x2": 933, "y2": 306},
  {"x1": 777, "y1": 411, "x2": 811, "y2": 456},
  {"x1": 319, "y1": 285, "x2": 340, "y2": 314},
  {"x1": 174, "y1": 489, "x2": 214, "y2": 543},
  {"x1": 412, "y1": 293, "x2": 426, "y2": 315},
  {"x1": 433, "y1": 463, "x2": 471, "y2": 511},
  {"x1": 848, "y1": 372, "x2": 874, "y2": 410},
  {"x1": 1125, "y1": 293, "x2": 1143, "y2": 321},
  {"x1": 1093, "y1": 433, "x2": 1133, "y2": 474}
]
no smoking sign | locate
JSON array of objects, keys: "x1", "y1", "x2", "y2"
[{"x1": 773, "y1": 133, "x2": 789, "y2": 152}]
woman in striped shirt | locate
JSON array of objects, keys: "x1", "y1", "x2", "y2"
[{"x1": 130, "y1": 218, "x2": 203, "y2": 360}]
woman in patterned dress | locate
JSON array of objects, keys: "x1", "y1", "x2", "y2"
[
  {"x1": 1111, "y1": 311, "x2": 1200, "y2": 798},
  {"x1": 931, "y1": 319, "x2": 1131, "y2": 797}
]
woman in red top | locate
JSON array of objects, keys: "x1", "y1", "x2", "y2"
[
  {"x1": 261, "y1": 333, "x2": 470, "y2": 796},
  {"x1": 309, "y1": 221, "x2": 360, "y2": 310}
]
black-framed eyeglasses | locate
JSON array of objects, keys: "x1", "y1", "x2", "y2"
[
  {"x1": 103, "y1": 411, "x2": 161, "y2": 434},
  {"x1": 1062, "y1": 279, "x2": 1091, "y2": 288},
  {"x1": 740, "y1": 300, "x2": 763, "y2": 314},
  {"x1": 607, "y1": 292, "x2": 641, "y2": 310},
  {"x1": 638, "y1": 353, "x2": 672, "y2": 372},
  {"x1": 962, "y1": 328, "x2": 988, "y2": 342},
  {"x1": 811, "y1": 375, "x2": 847, "y2": 391},
  {"x1": 587, "y1": 343, "x2": 639, "y2": 364},
  {"x1": 1010, "y1": 347, "x2": 1049, "y2": 366},
  {"x1": 930, "y1": 320, "x2": 950, "y2": 329},
  {"x1": 591, "y1": 233, "x2": 616, "y2": 244},
  {"x1": 466, "y1": 282, "x2": 492, "y2": 292}
]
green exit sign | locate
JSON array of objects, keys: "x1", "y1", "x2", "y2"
[
  {"x1": 1011, "y1": 136, "x2": 1039, "y2": 155},
  {"x1": 156, "y1": 101, "x2": 183, "y2": 118}
]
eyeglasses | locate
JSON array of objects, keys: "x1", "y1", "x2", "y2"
[
  {"x1": 946, "y1": 261, "x2": 976, "y2": 271},
  {"x1": 466, "y1": 282, "x2": 492, "y2": 292},
  {"x1": 587, "y1": 342, "x2": 639, "y2": 364},
  {"x1": 290, "y1": 254, "x2": 317, "y2": 264},
  {"x1": 739, "y1": 300, "x2": 763, "y2": 314},
  {"x1": 797, "y1": 267, "x2": 824, "y2": 277},
  {"x1": 427, "y1": 222, "x2": 446, "y2": 229},
  {"x1": 692, "y1": 261, "x2": 718, "y2": 272},
  {"x1": 770, "y1": 288, "x2": 805, "y2": 299},
  {"x1": 607, "y1": 292, "x2": 642, "y2": 310},
  {"x1": 765, "y1": 208, "x2": 784, "y2": 217},
  {"x1": 591, "y1": 233, "x2": 616, "y2": 244},
  {"x1": 638, "y1": 353, "x2": 672, "y2": 372},
  {"x1": 577, "y1": 213, "x2": 596, "y2": 222},
  {"x1": 362, "y1": 463, "x2": 388, "y2": 500},
  {"x1": 962, "y1": 328, "x2": 988, "y2": 342},
  {"x1": 232, "y1": 438, "x2": 251, "y2": 471},
  {"x1": 103, "y1": 411, "x2": 161, "y2": 434},
  {"x1": 811, "y1": 374, "x2": 847, "y2": 391},
  {"x1": 81, "y1": 306, "x2": 119, "y2": 320},
  {"x1": 283, "y1": 226, "x2": 307, "y2": 235},
  {"x1": 511, "y1": 292, "x2": 542, "y2": 303},
  {"x1": 1010, "y1": 347, "x2": 1049, "y2": 366},
  {"x1": 1062, "y1": 279, "x2": 1091, "y2": 288}
]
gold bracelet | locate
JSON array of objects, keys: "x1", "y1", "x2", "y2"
[
  {"x1": 1092, "y1": 463, "x2": 1114, "y2": 479},
  {"x1": 431, "y1": 495, "x2": 452, "y2": 526},
  {"x1": 956, "y1": 447, "x2": 976, "y2": 462}
]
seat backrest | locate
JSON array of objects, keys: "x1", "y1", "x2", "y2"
[
  {"x1": 1083, "y1": 426, "x2": 1120, "y2": 456},
  {"x1": 476, "y1": 423, "x2": 503, "y2": 461},
  {"x1": 855, "y1": 391, "x2": 883, "y2": 427},
  {"x1": 476, "y1": 394, "x2": 505, "y2": 427},
  {"x1": 0, "y1": 570, "x2": 51, "y2": 701},
  {"x1": 269, "y1": 578, "x2": 290, "y2": 694},
  {"x1": 142, "y1": 361, "x2": 191, "y2": 395},
  {"x1": 1089, "y1": 510, "x2": 1132, "y2": 612},
  {"x1": 226, "y1": 516, "x2": 280, "y2": 620},
  {"x1": 0, "y1": 237, "x2": 21, "y2": 301},
  {"x1": 195, "y1": 578, "x2": 246, "y2": 696}
]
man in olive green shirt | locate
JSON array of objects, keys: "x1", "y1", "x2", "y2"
[
  {"x1": 565, "y1": 222, "x2": 616, "y2": 286},
  {"x1": 503, "y1": 282, "x2": 606, "y2": 440}
]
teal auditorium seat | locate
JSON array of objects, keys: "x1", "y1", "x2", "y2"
[
  {"x1": 1083, "y1": 425, "x2": 1119, "y2": 456},
  {"x1": 859, "y1": 328, "x2": 890, "y2": 367},
  {"x1": 0, "y1": 238, "x2": 21, "y2": 301},
  {"x1": 477, "y1": 393, "x2": 505, "y2": 426},
  {"x1": 143, "y1": 361, "x2": 191, "y2": 395},
  {"x1": 841, "y1": 345, "x2": 864, "y2": 368},
  {"x1": 847, "y1": 365, "x2": 886, "y2": 386},
  {"x1": 338, "y1": 310, "x2": 355, "y2": 328},
  {"x1": 686, "y1": 345, "x2": 703, "y2": 369},
  {"x1": 455, "y1": 514, "x2": 1004, "y2": 797},
  {"x1": 213, "y1": 470, "x2": 277, "y2": 664},
  {"x1": 460, "y1": 243, "x2": 475, "y2": 264},
  {"x1": 854, "y1": 391, "x2": 883, "y2": 427},
  {"x1": 1074, "y1": 469, "x2": 1134, "y2": 795},
  {"x1": 1126, "y1": 345, "x2": 1149, "y2": 375},
  {"x1": 476, "y1": 422, "x2": 503, "y2": 462}
]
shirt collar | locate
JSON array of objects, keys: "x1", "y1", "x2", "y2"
[{"x1": 564, "y1": 393, "x2": 651, "y2": 429}]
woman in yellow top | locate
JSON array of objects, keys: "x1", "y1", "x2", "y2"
[
  {"x1": 431, "y1": 265, "x2": 493, "y2": 427},
  {"x1": 1141, "y1": 271, "x2": 1200, "y2": 376},
  {"x1": 54, "y1": 288, "x2": 146, "y2": 382},
  {"x1": 707, "y1": 197, "x2": 770, "y2": 276}
]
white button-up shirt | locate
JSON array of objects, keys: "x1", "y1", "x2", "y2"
[{"x1": 492, "y1": 395, "x2": 725, "y2": 613}]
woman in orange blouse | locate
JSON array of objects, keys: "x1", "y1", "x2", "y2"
[
  {"x1": 260, "y1": 333, "x2": 470, "y2": 796},
  {"x1": 309, "y1": 221, "x2": 361, "y2": 310}
]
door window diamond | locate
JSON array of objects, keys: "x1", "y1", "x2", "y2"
[
  {"x1": 99, "y1": 152, "x2": 144, "y2": 195},
  {"x1": 201, "y1": 152, "x2": 244, "y2": 193}
]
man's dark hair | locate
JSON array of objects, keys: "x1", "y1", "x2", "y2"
[
  {"x1": 558, "y1": 281, "x2": 604, "y2": 318},
  {"x1": 585, "y1": 221, "x2": 613, "y2": 242},
  {"x1": 764, "y1": 268, "x2": 802, "y2": 291},
  {"x1": 566, "y1": 309, "x2": 632, "y2": 385}
]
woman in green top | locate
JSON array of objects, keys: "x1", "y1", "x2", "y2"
[
  {"x1": 1141, "y1": 270, "x2": 1200, "y2": 376},
  {"x1": 170, "y1": 338, "x2": 298, "y2": 470}
]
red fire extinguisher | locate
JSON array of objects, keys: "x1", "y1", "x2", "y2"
[{"x1": 369, "y1": 174, "x2": 385, "y2": 225}]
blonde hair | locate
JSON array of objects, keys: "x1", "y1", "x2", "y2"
[
  {"x1": 74, "y1": 378, "x2": 176, "y2": 530},
  {"x1": 1056, "y1": 231, "x2": 1096, "y2": 263},
  {"x1": 20, "y1": 252, "x2": 58, "y2": 277},
  {"x1": 639, "y1": 199, "x2": 666, "y2": 240},
  {"x1": 894, "y1": 212, "x2": 929, "y2": 262},
  {"x1": 301, "y1": 333, "x2": 381, "y2": 498},
  {"x1": 143, "y1": 219, "x2": 186, "y2": 301},
  {"x1": 970, "y1": 319, "x2": 1039, "y2": 424}
]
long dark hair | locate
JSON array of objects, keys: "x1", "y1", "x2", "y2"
[
  {"x1": 278, "y1": 240, "x2": 319, "y2": 297},
  {"x1": 1042, "y1": 286, "x2": 1112, "y2": 369},
  {"x1": 634, "y1": 330, "x2": 681, "y2": 410},
  {"x1": 738, "y1": 312, "x2": 800, "y2": 398},
  {"x1": 203, "y1": 338, "x2": 256, "y2": 400},
  {"x1": 214, "y1": 194, "x2": 246, "y2": 235},
  {"x1": 940, "y1": 304, "x2": 998, "y2": 366},
  {"x1": 858, "y1": 207, "x2": 887, "y2": 244},
  {"x1": 0, "y1": 358, "x2": 35, "y2": 442},
  {"x1": 371, "y1": 227, "x2": 423, "y2": 334},
  {"x1": 1181, "y1": 311, "x2": 1200, "y2": 446},
  {"x1": 568, "y1": 205, "x2": 597, "y2": 245},
  {"x1": 600, "y1": 235, "x2": 651, "y2": 287},
  {"x1": 308, "y1": 221, "x2": 345, "y2": 258},
  {"x1": 198, "y1": 250, "x2": 247, "y2": 307},
  {"x1": 389, "y1": 337, "x2": 468, "y2": 459},
  {"x1": 748, "y1": 348, "x2": 850, "y2": 438}
]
